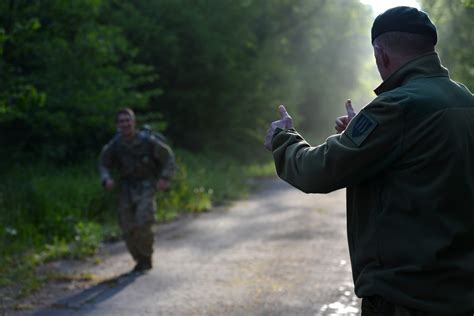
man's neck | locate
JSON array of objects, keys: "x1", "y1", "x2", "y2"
[
  {"x1": 386, "y1": 52, "x2": 429, "y2": 80},
  {"x1": 122, "y1": 131, "x2": 136, "y2": 142}
]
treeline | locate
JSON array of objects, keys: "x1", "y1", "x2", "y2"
[
  {"x1": 421, "y1": 0, "x2": 474, "y2": 89},
  {"x1": 0, "y1": 0, "x2": 373, "y2": 165},
  {"x1": 1, "y1": 1, "x2": 472, "y2": 166}
]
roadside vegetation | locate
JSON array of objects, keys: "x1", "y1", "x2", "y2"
[{"x1": 0, "y1": 151, "x2": 274, "y2": 301}]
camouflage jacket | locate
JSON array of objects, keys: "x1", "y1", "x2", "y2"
[{"x1": 99, "y1": 130, "x2": 176, "y2": 184}]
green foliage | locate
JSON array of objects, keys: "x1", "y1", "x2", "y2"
[
  {"x1": 267, "y1": 0, "x2": 371, "y2": 137},
  {"x1": 156, "y1": 164, "x2": 211, "y2": 222},
  {"x1": 0, "y1": 238, "x2": 69, "y2": 300},
  {"x1": 155, "y1": 150, "x2": 259, "y2": 221},
  {"x1": 94, "y1": 0, "x2": 373, "y2": 155},
  {"x1": 421, "y1": 0, "x2": 474, "y2": 89},
  {"x1": 26, "y1": 238, "x2": 70, "y2": 266},
  {"x1": 70, "y1": 221, "x2": 103, "y2": 258},
  {"x1": 1, "y1": 0, "x2": 375, "y2": 164},
  {"x1": 0, "y1": 163, "x2": 109, "y2": 257},
  {"x1": 245, "y1": 161, "x2": 276, "y2": 178},
  {"x1": 0, "y1": 0, "x2": 157, "y2": 162}
]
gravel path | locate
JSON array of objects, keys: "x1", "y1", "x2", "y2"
[{"x1": 23, "y1": 178, "x2": 360, "y2": 315}]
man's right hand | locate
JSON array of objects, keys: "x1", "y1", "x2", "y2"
[
  {"x1": 335, "y1": 100, "x2": 356, "y2": 133},
  {"x1": 103, "y1": 178, "x2": 115, "y2": 191}
]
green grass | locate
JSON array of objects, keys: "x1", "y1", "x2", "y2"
[{"x1": 0, "y1": 151, "x2": 275, "y2": 300}]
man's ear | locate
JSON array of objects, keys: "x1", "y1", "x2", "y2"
[
  {"x1": 374, "y1": 45, "x2": 392, "y2": 80},
  {"x1": 374, "y1": 45, "x2": 390, "y2": 68},
  {"x1": 380, "y1": 48, "x2": 390, "y2": 68}
]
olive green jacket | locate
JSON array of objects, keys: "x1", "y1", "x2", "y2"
[
  {"x1": 272, "y1": 52, "x2": 474, "y2": 314},
  {"x1": 99, "y1": 130, "x2": 176, "y2": 184}
]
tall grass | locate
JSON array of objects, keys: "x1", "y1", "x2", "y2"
[
  {"x1": 0, "y1": 163, "x2": 109, "y2": 255},
  {"x1": 154, "y1": 149, "x2": 274, "y2": 220}
]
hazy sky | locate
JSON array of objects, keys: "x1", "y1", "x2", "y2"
[{"x1": 360, "y1": 0, "x2": 420, "y2": 15}]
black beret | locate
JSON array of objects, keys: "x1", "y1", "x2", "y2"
[{"x1": 371, "y1": 6, "x2": 437, "y2": 45}]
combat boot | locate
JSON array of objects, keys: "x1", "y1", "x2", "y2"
[{"x1": 133, "y1": 256, "x2": 152, "y2": 272}]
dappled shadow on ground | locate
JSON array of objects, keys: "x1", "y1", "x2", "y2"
[
  {"x1": 156, "y1": 178, "x2": 345, "y2": 254},
  {"x1": 33, "y1": 271, "x2": 143, "y2": 315}
]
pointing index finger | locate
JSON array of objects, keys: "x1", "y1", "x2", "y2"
[{"x1": 279, "y1": 104, "x2": 290, "y2": 119}]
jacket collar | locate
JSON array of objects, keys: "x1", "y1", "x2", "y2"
[{"x1": 374, "y1": 52, "x2": 449, "y2": 96}]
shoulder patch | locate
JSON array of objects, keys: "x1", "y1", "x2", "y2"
[{"x1": 345, "y1": 112, "x2": 378, "y2": 147}]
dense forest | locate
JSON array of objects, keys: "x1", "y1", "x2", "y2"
[
  {"x1": 421, "y1": 0, "x2": 474, "y2": 88},
  {"x1": 0, "y1": 0, "x2": 374, "y2": 163},
  {"x1": 0, "y1": 0, "x2": 472, "y2": 300}
]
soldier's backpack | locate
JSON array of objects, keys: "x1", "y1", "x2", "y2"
[
  {"x1": 137, "y1": 124, "x2": 168, "y2": 145},
  {"x1": 112, "y1": 124, "x2": 168, "y2": 146}
]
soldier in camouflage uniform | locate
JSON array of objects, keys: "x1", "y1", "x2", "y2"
[{"x1": 99, "y1": 108, "x2": 176, "y2": 272}]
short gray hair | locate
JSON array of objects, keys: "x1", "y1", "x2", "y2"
[{"x1": 373, "y1": 31, "x2": 435, "y2": 57}]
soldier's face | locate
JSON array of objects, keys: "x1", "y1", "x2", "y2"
[{"x1": 117, "y1": 113, "x2": 136, "y2": 138}]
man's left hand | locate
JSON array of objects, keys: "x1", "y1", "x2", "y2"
[
  {"x1": 335, "y1": 99, "x2": 356, "y2": 133},
  {"x1": 264, "y1": 105, "x2": 293, "y2": 151}
]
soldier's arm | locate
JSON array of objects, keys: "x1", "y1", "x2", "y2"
[
  {"x1": 272, "y1": 97, "x2": 403, "y2": 193},
  {"x1": 98, "y1": 141, "x2": 116, "y2": 185},
  {"x1": 151, "y1": 138, "x2": 176, "y2": 179}
]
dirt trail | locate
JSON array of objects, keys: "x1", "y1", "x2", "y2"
[{"x1": 11, "y1": 178, "x2": 360, "y2": 316}]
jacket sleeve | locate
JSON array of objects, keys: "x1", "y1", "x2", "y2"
[
  {"x1": 98, "y1": 140, "x2": 116, "y2": 183},
  {"x1": 150, "y1": 137, "x2": 176, "y2": 180},
  {"x1": 271, "y1": 98, "x2": 403, "y2": 193}
]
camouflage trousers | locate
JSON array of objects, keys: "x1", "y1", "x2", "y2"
[
  {"x1": 361, "y1": 296, "x2": 472, "y2": 316},
  {"x1": 118, "y1": 180, "x2": 157, "y2": 262}
]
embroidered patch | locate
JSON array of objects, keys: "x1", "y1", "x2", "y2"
[{"x1": 345, "y1": 112, "x2": 378, "y2": 147}]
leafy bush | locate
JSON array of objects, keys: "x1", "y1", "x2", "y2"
[
  {"x1": 0, "y1": 163, "x2": 110, "y2": 256},
  {"x1": 70, "y1": 221, "x2": 103, "y2": 259},
  {"x1": 155, "y1": 149, "x2": 262, "y2": 222}
]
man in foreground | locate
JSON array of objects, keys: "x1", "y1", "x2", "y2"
[
  {"x1": 99, "y1": 108, "x2": 176, "y2": 272},
  {"x1": 265, "y1": 6, "x2": 474, "y2": 316}
]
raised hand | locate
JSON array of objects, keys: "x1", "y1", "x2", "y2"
[
  {"x1": 335, "y1": 100, "x2": 356, "y2": 133},
  {"x1": 264, "y1": 105, "x2": 294, "y2": 151}
]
